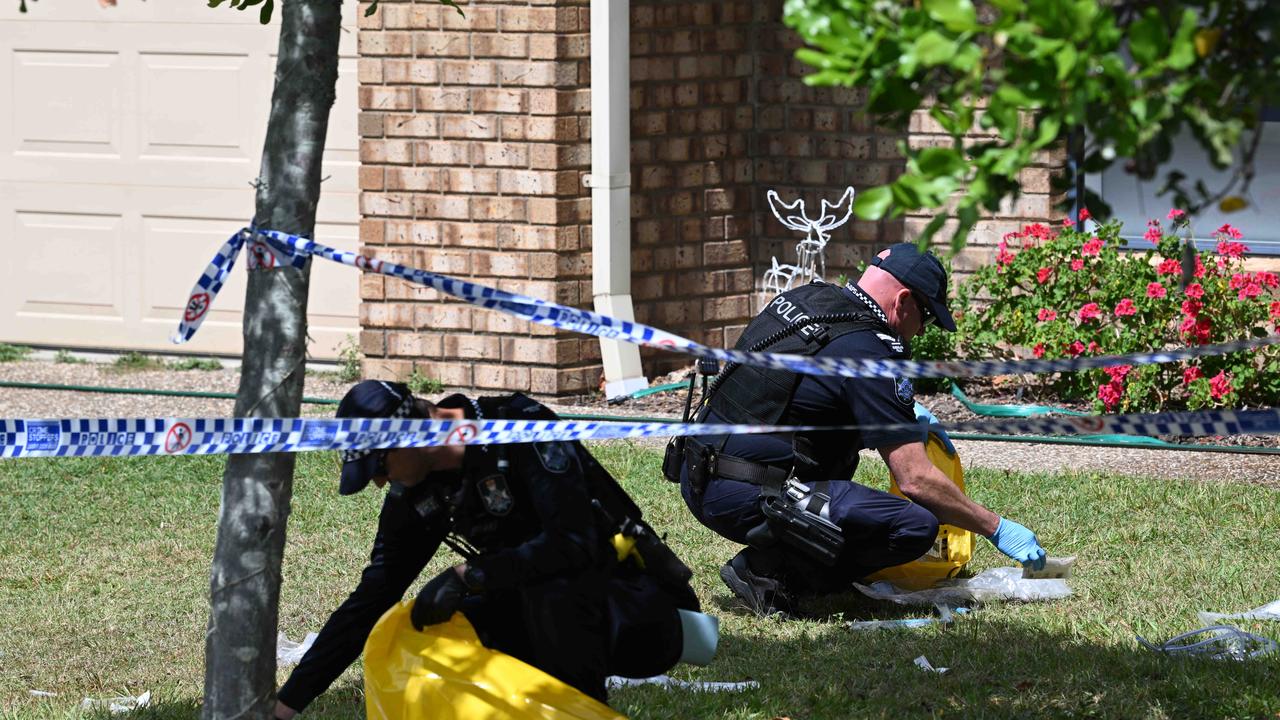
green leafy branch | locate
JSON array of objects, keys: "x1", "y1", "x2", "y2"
[{"x1": 784, "y1": 0, "x2": 1280, "y2": 250}]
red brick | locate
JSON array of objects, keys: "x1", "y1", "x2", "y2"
[
  {"x1": 382, "y1": 58, "x2": 438, "y2": 85},
  {"x1": 473, "y1": 363, "x2": 531, "y2": 391},
  {"x1": 472, "y1": 34, "x2": 529, "y2": 58},
  {"x1": 387, "y1": 331, "x2": 442, "y2": 357},
  {"x1": 444, "y1": 335, "x2": 501, "y2": 360},
  {"x1": 412, "y1": 195, "x2": 470, "y2": 220},
  {"x1": 440, "y1": 115, "x2": 498, "y2": 139},
  {"x1": 470, "y1": 197, "x2": 528, "y2": 222},
  {"x1": 384, "y1": 167, "x2": 440, "y2": 191},
  {"x1": 384, "y1": 113, "x2": 437, "y2": 138},
  {"x1": 413, "y1": 32, "x2": 470, "y2": 57},
  {"x1": 443, "y1": 168, "x2": 498, "y2": 194},
  {"x1": 472, "y1": 88, "x2": 528, "y2": 114}
]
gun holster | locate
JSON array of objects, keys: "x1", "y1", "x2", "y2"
[{"x1": 747, "y1": 479, "x2": 844, "y2": 567}]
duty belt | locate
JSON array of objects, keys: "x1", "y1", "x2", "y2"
[{"x1": 686, "y1": 438, "x2": 790, "y2": 488}]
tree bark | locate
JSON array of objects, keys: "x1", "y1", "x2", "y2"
[{"x1": 202, "y1": 2, "x2": 341, "y2": 718}]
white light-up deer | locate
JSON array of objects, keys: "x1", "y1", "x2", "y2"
[{"x1": 761, "y1": 186, "x2": 855, "y2": 300}]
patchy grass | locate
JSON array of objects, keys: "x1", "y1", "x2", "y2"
[
  {"x1": 52, "y1": 350, "x2": 86, "y2": 365},
  {"x1": 0, "y1": 444, "x2": 1277, "y2": 719},
  {"x1": 0, "y1": 344, "x2": 33, "y2": 363},
  {"x1": 405, "y1": 369, "x2": 444, "y2": 396},
  {"x1": 109, "y1": 353, "x2": 167, "y2": 372},
  {"x1": 167, "y1": 358, "x2": 223, "y2": 372}
]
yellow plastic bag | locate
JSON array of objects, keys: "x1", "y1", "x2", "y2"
[
  {"x1": 864, "y1": 433, "x2": 974, "y2": 591},
  {"x1": 364, "y1": 602, "x2": 626, "y2": 720}
]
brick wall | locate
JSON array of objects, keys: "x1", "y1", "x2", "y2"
[
  {"x1": 356, "y1": 0, "x2": 600, "y2": 395},
  {"x1": 356, "y1": 0, "x2": 1066, "y2": 394}
]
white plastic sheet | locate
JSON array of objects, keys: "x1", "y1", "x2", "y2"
[
  {"x1": 606, "y1": 675, "x2": 758, "y2": 692},
  {"x1": 1198, "y1": 599, "x2": 1280, "y2": 626},
  {"x1": 854, "y1": 565, "x2": 1072, "y2": 606}
]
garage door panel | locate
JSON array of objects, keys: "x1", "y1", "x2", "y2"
[
  {"x1": 13, "y1": 50, "x2": 122, "y2": 157},
  {"x1": 0, "y1": 4, "x2": 359, "y2": 359},
  {"x1": 11, "y1": 211, "x2": 125, "y2": 320},
  {"x1": 139, "y1": 52, "x2": 251, "y2": 161}
]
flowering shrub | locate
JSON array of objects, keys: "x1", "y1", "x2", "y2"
[{"x1": 954, "y1": 213, "x2": 1280, "y2": 413}]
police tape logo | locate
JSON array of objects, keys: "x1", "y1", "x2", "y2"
[
  {"x1": 184, "y1": 293, "x2": 211, "y2": 323},
  {"x1": 165, "y1": 422, "x2": 193, "y2": 454},
  {"x1": 476, "y1": 473, "x2": 514, "y2": 516},
  {"x1": 300, "y1": 420, "x2": 337, "y2": 448},
  {"x1": 25, "y1": 421, "x2": 62, "y2": 452},
  {"x1": 894, "y1": 376, "x2": 915, "y2": 406},
  {"x1": 446, "y1": 424, "x2": 479, "y2": 445}
]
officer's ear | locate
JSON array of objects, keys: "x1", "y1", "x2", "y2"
[{"x1": 412, "y1": 398, "x2": 438, "y2": 419}]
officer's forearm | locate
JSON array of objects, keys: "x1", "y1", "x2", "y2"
[{"x1": 881, "y1": 443, "x2": 999, "y2": 536}]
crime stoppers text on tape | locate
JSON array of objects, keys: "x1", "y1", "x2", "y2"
[
  {"x1": 172, "y1": 228, "x2": 1280, "y2": 381},
  {"x1": 2, "y1": 407, "x2": 1277, "y2": 460}
]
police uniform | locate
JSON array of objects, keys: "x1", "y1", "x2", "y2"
[
  {"x1": 678, "y1": 280, "x2": 940, "y2": 603},
  {"x1": 279, "y1": 391, "x2": 698, "y2": 711}
]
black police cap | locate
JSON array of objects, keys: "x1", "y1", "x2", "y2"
[
  {"x1": 870, "y1": 243, "x2": 957, "y2": 332},
  {"x1": 335, "y1": 380, "x2": 416, "y2": 495}
]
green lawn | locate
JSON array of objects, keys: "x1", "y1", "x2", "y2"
[{"x1": 1, "y1": 443, "x2": 1277, "y2": 719}]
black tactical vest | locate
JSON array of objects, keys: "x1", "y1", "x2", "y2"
[{"x1": 700, "y1": 281, "x2": 892, "y2": 428}]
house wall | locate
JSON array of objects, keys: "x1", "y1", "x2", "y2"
[{"x1": 356, "y1": 0, "x2": 1067, "y2": 394}]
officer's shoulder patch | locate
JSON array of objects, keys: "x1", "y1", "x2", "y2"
[
  {"x1": 893, "y1": 376, "x2": 915, "y2": 406},
  {"x1": 475, "y1": 473, "x2": 514, "y2": 516},
  {"x1": 875, "y1": 332, "x2": 906, "y2": 354},
  {"x1": 533, "y1": 441, "x2": 573, "y2": 474}
]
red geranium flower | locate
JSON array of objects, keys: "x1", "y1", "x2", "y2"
[
  {"x1": 1183, "y1": 366, "x2": 1203, "y2": 386},
  {"x1": 1036, "y1": 267, "x2": 1052, "y2": 284},
  {"x1": 1114, "y1": 298, "x2": 1137, "y2": 316},
  {"x1": 1078, "y1": 303, "x2": 1102, "y2": 322},
  {"x1": 1038, "y1": 308, "x2": 1058, "y2": 322},
  {"x1": 1209, "y1": 370, "x2": 1233, "y2": 400},
  {"x1": 1146, "y1": 282, "x2": 1166, "y2": 299}
]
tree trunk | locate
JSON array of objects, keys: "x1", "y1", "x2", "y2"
[{"x1": 202, "y1": 2, "x2": 341, "y2": 718}]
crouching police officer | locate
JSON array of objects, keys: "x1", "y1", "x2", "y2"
[
  {"x1": 275, "y1": 380, "x2": 700, "y2": 718},
  {"x1": 666, "y1": 243, "x2": 1047, "y2": 616}
]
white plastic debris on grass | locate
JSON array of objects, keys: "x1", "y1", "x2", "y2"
[
  {"x1": 80, "y1": 691, "x2": 150, "y2": 714},
  {"x1": 606, "y1": 675, "x2": 758, "y2": 692},
  {"x1": 913, "y1": 656, "x2": 948, "y2": 674},
  {"x1": 1198, "y1": 599, "x2": 1280, "y2": 626},
  {"x1": 845, "y1": 604, "x2": 970, "y2": 631},
  {"x1": 28, "y1": 690, "x2": 56, "y2": 698},
  {"x1": 854, "y1": 565, "x2": 1072, "y2": 607},
  {"x1": 277, "y1": 631, "x2": 319, "y2": 666}
]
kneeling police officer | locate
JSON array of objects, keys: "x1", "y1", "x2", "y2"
[
  {"x1": 668, "y1": 243, "x2": 1047, "y2": 616},
  {"x1": 275, "y1": 380, "x2": 700, "y2": 717}
]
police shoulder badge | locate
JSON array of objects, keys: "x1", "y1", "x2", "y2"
[
  {"x1": 534, "y1": 441, "x2": 573, "y2": 474},
  {"x1": 476, "y1": 473, "x2": 514, "y2": 516},
  {"x1": 893, "y1": 376, "x2": 915, "y2": 406}
]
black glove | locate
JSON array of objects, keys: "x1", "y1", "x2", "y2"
[{"x1": 410, "y1": 568, "x2": 469, "y2": 631}]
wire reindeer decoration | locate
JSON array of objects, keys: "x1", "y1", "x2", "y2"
[{"x1": 761, "y1": 186, "x2": 855, "y2": 300}]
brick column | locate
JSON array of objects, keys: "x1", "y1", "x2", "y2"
[{"x1": 357, "y1": 0, "x2": 597, "y2": 394}]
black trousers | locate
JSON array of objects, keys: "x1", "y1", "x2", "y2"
[{"x1": 463, "y1": 570, "x2": 691, "y2": 702}]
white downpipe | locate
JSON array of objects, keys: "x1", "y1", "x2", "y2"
[{"x1": 588, "y1": 0, "x2": 647, "y2": 399}]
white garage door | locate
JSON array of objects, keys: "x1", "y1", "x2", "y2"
[{"x1": 0, "y1": 2, "x2": 359, "y2": 360}]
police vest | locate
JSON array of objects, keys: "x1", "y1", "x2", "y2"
[{"x1": 700, "y1": 281, "x2": 893, "y2": 429}]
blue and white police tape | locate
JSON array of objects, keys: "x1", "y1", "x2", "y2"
[
  {"x1": 173, "y1": 227, "x2": 1280, "y2": 380},
  {"x1": 3, "y1": 407, "x2": 1277, "y2": 460}
]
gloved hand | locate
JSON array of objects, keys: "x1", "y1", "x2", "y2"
[
  {"x1": 410, "y1": 568, "x2": 469, "y2": 631},
  {"x1": 913, "y1": 401, "x2": 956, "y2": 455},
  {"x1": 987, "y1": 517, "x2": 1047, "y2": 570}
]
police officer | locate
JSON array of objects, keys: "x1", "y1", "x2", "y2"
[
  {"x1": 275, "y1": 381, "x2": 699, "y2": 718},
  {"x1": 674, "y1": 243, "x2": 1047, "y2": 616}
]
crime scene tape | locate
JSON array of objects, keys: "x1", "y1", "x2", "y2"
[
  {"x1": 2, "y1": 407, "x2": 1277, "y2": 460},
  {"x1": 172, "y1": 228, "x2": 1280, "y2": 381}
]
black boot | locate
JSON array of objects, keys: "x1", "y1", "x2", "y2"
[{"x1": 719, "y1": 548, "x2": 797, "y2": 617}]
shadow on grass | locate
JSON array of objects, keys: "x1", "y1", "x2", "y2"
[
  {"x1": 613, "y1": 608, "x2": 1280, "y2": 720},
  {"x1": 74, "y1": 682, "x2": 364, "y2": 720}
]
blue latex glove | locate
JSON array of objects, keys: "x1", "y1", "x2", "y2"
[
  {"x1": 913, "y1": 401, "x2": 956, "y2": 455},
  {"x1": 988, "y1": 518, "x2": 1047, "y2": 570}
]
